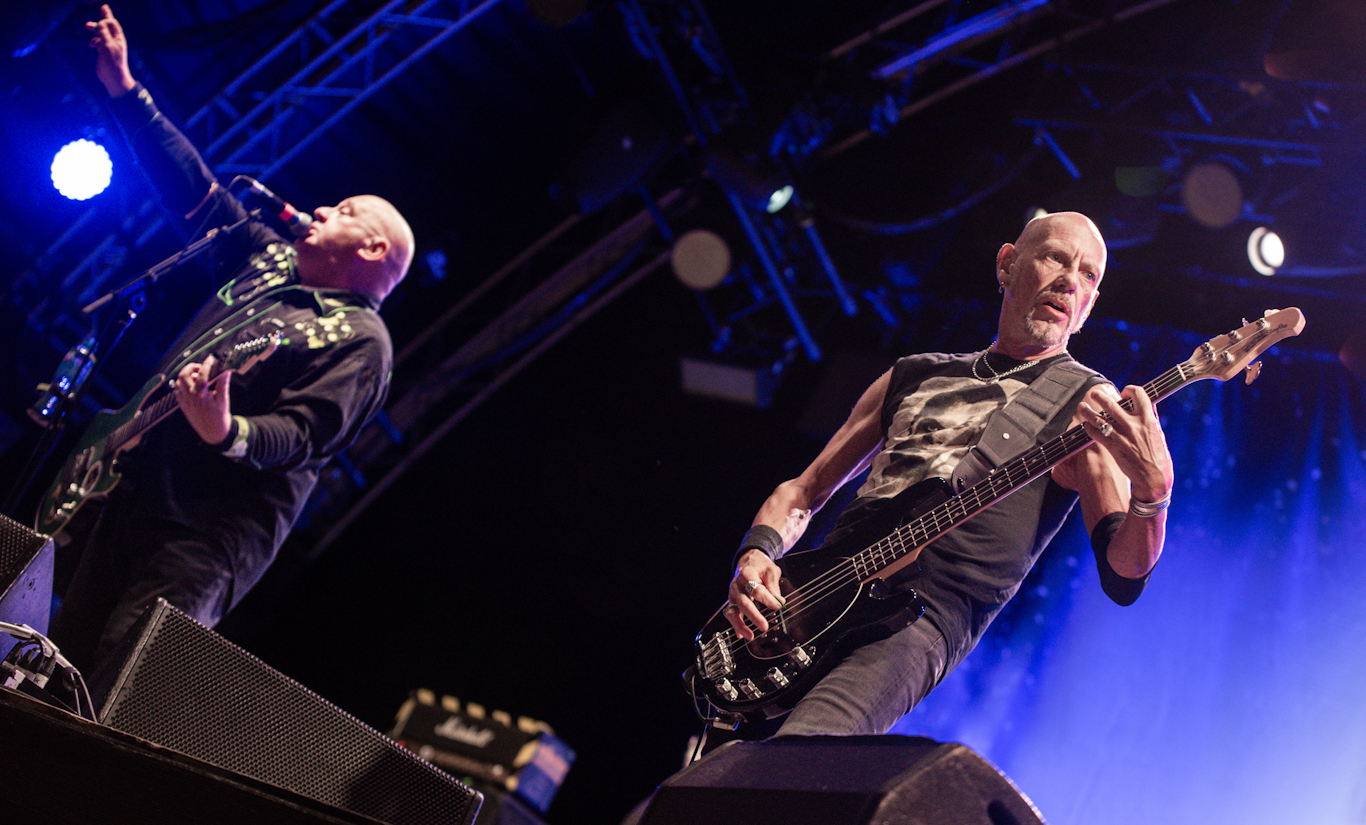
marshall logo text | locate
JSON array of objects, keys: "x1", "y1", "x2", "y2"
[{"x1": 433, "y1": 717, "x2": 497, "y2": 749}]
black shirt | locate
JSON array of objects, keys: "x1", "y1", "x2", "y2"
[
  {"x1": 825, "y1": 351, "x2": 1101, "y2": 664},
  {"x1": 105, "y1": 85, "x2": 392, "y2": 595}
]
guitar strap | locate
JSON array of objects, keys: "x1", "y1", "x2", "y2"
[{"x1": 949, "y1": 359, "x2": 1106, "y2": 494}]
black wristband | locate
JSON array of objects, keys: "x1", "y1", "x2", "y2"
[
  {"x1": 1089, "y1": 511, "x2": 1151, "y2": 606},
  {"x1": 733, "y1": 524, "x2": 784, "y2": 570}
]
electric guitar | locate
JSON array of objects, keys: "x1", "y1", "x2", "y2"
[
  {"x1": 688, "y1": 309, "x2": 1306, "y2": 724},
  {"x1": 35, "y1": 334, "x2": 279, "y2": 536}
]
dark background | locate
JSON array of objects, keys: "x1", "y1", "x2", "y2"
[{"x1": 2, "y1": 2, "x2": 1364, "y2": 823}]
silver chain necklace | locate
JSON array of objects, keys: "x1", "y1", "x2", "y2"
[{"x1": 972, "y1": 349, "x2": 1037, "y2": 383}]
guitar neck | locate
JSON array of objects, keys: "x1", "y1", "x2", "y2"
[
  {"x1": 105, "y1": 364, "x2": 231, "y2": 453},
  {"x1": 864, "y1": 309, "x2": 1308, "y2": 575}
]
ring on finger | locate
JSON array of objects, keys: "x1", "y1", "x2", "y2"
[
  {"x1": 743, "y1": 580, "x2": 762, "y2": 596},
  {"x1": 1099, "y1": 421, "x2": 1113, "y2": 438}
]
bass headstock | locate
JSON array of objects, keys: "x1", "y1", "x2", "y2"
[{"x1": 1186, "y1": 308, "x2": 1305, "y2": 384}]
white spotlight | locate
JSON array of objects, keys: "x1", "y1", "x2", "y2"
[
  {"x1": 51, "y1": 139, "x2": 112, "y2": 201},
  {"x1": 1247, "y1": 226, "x2": 1284, "y2": 276},
  {"x1": 765, "y1": 185, "x2": 794, "y2": 214}
]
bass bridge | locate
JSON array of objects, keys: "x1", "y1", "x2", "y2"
[{"x1": 696, "y1": 625, "x2": 815, "y2": 707}]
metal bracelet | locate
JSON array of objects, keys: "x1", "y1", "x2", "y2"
[{"x1": 1128, "y1": 490, "x2": 1172, "y2": 518}]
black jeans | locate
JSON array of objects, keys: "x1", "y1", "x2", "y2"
[
  {"x1": 48, "y1": 492, "x2": 234, "y2": 678},
  {"x1": 776, "y1": 618, "x2": 950, "y2": 736}
]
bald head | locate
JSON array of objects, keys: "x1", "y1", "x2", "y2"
[
  {"x1": 1013, "y1": 211, "x2": 1106, "y2": 267},
  {"x1": 993, "y1": 210, "x2": 1107, "y2": 359},
  {"x1": 355, "y1": 195, "x2": 414, "y2": 301},
  {"x1": 296, "y1": 194, "x2": 414, "y2": 303}
]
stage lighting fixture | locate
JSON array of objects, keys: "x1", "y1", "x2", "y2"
[
  {"x1": 765, "y1": 184, "x2": 794, "y2": 214},
  {"x1": 1247, "y1": 226, "x2": 1284, "y2": 276},
  {"x1": 51, "y1": 138, "x2": 112, "y2": 201},
  {"x1": 555, "y1": 98, "x2": 674, "y2": 214},
  {"x1": 680, "y1": 355, "x2": 781, "y2": 408},
  {"x1": 705, "y1": 143, "x2": 795, "y2": 214},
  {"x1": 670, "y1": 228, "x2": 731, "y2": 290},
  {"x1": 1182, "y1": 160, "x2": 1244, "y2": 229}
]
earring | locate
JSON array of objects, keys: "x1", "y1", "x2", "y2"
[{"x1": 998, "y1": 283, "x2": 1005, "y2": 294}]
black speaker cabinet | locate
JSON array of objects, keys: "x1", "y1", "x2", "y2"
[
  {"x1": 93, "y1": 598, "x2": 482, "y2": 825},
  {"x1": 0, "y1": 685, "x2": 401, "y2": 824},
  {"x1": 0, "y1": 513, "x2": 54, "y2": 663},
  {"x1": 639, "y1": 735, "x2": 1046, "y2": 825}
]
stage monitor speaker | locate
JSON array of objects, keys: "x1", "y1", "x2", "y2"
[
  {"x1": 1, "y1": 685, "x2": 404, "y2": 824},
  {"x1": 94, "y1": 598, "x2": 482, "y2": 825},
  {"x1": 638, "y1": 735, "x2": 1046, "y2": 825},
  {"x1": 0, "y1": 513, "x2": 54, "y2": 662}
]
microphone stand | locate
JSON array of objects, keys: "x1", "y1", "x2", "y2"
[{"x1": 3, "y1": 211, "x2": 259, "y2": 522}]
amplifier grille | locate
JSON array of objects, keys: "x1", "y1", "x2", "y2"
[{"x1": 99, "y1": 599, "x2": 480, "y2": 825}]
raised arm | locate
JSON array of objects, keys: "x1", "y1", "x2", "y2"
[
  {"x1": 87, "y1": 5, "x2": 135, "y2": 98},
  {"x1": 89, "y1": 4, "x2": 234, "y2": 227},
  {"x1": 727, "y1": 368, "x2": 892, "y2": 640}
]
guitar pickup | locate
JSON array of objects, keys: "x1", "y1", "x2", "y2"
[
  {"x1": 714, "y1": 678, "x2": 739, "y2": 702},
  {"x1": 766, "y1": 667, "x2": 790, "y2": 689}
]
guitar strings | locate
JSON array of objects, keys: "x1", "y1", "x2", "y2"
[{"x1": 704, "y1": 357, "x2": 1202, "y2": 659}]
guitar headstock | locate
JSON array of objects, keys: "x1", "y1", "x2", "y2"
[
  {"x1": 1186, "y1": 308, "x2": 1305, "y2": 384},
  {"x1": 225, "y1": 332, "x2": 281, "y2": 375}
]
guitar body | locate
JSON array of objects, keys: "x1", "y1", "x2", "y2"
[
  {"x1": 689, "y1": 478, "x2": 949, "y2": 721},
  {"x1": 36, "y1": 373, "x2": 166, "y2": 536}
]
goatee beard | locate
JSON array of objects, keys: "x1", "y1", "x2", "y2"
[{"x1": 1023, "y1": 314, "x2": 1067, "y2": 349}]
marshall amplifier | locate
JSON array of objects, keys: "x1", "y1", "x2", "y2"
[{"x1": 390, "y1": 690, "x2": 574, "y2": 815}]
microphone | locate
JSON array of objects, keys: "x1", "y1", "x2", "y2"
[{"x1": 228, "y1": 176, "x2": 313, "y2": 237}]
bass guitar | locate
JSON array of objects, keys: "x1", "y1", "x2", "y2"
[
  {"x1": 687, "y1": 309, "x2": 1305, "y2": 725},
  {"x1": 36, "y1": 334, "x2": 279, "y2": 536}
]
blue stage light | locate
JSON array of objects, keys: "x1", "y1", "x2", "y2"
[{"x1": 51, "y1": 139, "x2": 112, "y2": 201}]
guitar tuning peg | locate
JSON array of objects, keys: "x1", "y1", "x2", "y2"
[
  {"x1": 1241, "y1": 318, "x2": 1249, "y2": 326},
  {"x1": 1245, "y1": 360, "x2": 1262, "y2": 385}
]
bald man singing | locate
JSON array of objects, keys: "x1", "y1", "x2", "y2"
[{"x1": 48, "y1": 6, "x2": 414, "y2": 673}]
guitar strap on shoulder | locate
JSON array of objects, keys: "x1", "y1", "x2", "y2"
[{"x1": 949, "y1": 360, "x2": 1105, "y2": 494}]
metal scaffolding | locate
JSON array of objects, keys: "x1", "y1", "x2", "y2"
[
  {"x1": 11, "y1": 0, "x2": 1357, "y2": 552},
  {"x1": 15, "y1": 0, "x2": 508, "y2": 387}
]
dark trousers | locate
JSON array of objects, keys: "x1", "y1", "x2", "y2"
[
  {"x1": 47, "y1": 493, "x2": 235, "y2": 678},
  {"x1": 775, "y1": 618, "x2": 951, "y2": 736}
]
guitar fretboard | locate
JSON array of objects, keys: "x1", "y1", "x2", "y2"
[{"x1": 106, "y1": 364, "x2": 230, "y2": 452}]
